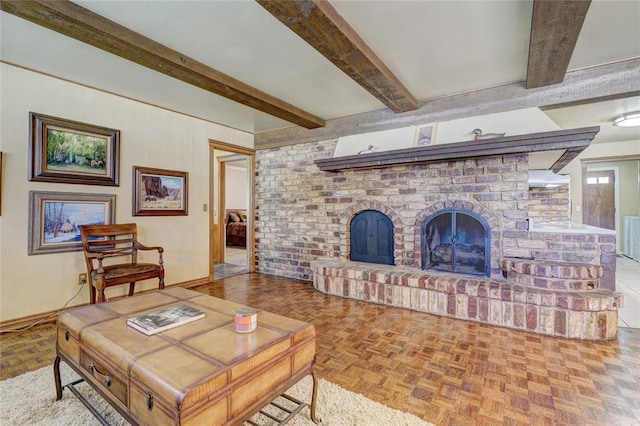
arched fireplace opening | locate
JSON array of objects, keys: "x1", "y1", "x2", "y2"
[
  {"x1": 422, "y1": 208, "x2": 490, "y2": 276},
  {"x1": 349, "y1": 210, "x2": 394, "y2": 265}
]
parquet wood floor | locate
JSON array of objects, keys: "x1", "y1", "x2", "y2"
[{"x1": 2, "y1": 273, "x2": 639, "y2": 425}]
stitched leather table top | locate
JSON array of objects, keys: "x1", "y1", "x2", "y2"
[{"x1": 56, "y1": 287, "x2": 316, "y2": 425}]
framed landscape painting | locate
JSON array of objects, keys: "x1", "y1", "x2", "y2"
[
  {"x1": 29, "y1": 112, "x2": 120, "y2": 186},
  {"x1": 133, "y1": 166, "x2": 188, "y2": 216},
  {"x1": 28, "y1": 191, "x2": 116, "y2": 255}
]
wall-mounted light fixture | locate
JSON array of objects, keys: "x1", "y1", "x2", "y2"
[{"x1": 613, "y1": 111, "x2": 640, "y2": 127}]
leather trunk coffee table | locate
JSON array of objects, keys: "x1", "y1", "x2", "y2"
[{"x1": 54, "y1": 287, "x2": 318, "y2": 425}]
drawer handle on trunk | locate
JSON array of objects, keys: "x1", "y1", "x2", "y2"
[
  {"x1": 146, "y1": 390, "x2": 154, "y2": 411},
  {"x1": 65, "y1": 329, "x2": 70, "y2": 341},
  {"x1": 88, "y1": 362, "x2": 111, "y2": 387}
]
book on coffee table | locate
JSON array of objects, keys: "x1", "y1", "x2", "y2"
[{"x1": 127, "y1": 304, "x2": 205, "y2": 335}]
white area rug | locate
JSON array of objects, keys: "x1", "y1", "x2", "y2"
[{"x1": 0, "y1": 363, "x2": 432, "y2": 426}]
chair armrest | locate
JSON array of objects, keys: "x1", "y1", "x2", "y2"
[
  {"x1": 133, "y1": 241, "x2": 164, "y2": 265},
  {"x1": 85, "y1": 251, "x2": 108, "y2": 273},
  {"x1": 133, "y1": 241, "x2": 164, "y2": 253}
]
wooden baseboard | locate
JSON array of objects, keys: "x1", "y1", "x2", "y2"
[
  {"x1": 0, "y1": 277, "x2": 212, "y2": 333},
  {"x1": 173, "y1": 277, "x2": 211, "y2": 290}
]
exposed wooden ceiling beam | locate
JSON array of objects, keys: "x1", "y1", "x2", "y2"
[
  {"x1": 540, "y1": 91, "x2": 640, "y2": 111},
  {"x1": 256, "y1": 0, "x2": 418, "y2": 113},
  {"x1": 255, "y1": 59, "x2": 640, "y2": 149},
  {"x1": 526, "y1": 0, "x2": 591, "y2": 89},
  {"x1": 0, "y1": 0, "x2": 325, "y2": 129}
]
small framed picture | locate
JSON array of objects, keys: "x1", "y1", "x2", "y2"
[
  {"x1": 133, "y1": 166, "x2": 188, "y2": 216},
  {"x1": 29, "y1": 112, "x2": 120, "y2": 186},
  {"x1": 28, "y1": 191, "x2": 116, "y2": 255},
  {"x1": 414, "y1": 124, "x2": 437, "y2": 146}
]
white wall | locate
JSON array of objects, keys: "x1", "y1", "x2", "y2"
[
  {"x1": 225, "y1": 165, "x2": 249, "y2": 210},
  {"x1": 436, "y1": 107, "x2": 561, "y2": 144},
  {"x1": 333, "y1": 127, "x2": 416, "y2": 156},
  {"x1": 0, "y1": 64, "x2": 252, "y2": 322}
]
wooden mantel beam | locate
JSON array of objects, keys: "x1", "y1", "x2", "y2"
[
  {"x1": 526, "y1": 0, "x2": 591, "y2": 89},
  {"x1": 256, "y1": 0, "x2": 419, "y2": 114},
  {"x1": 314, "y1": 127, "x2": 600, "y2": 174},
  {"x1": 0, "y1": 0, "x2": 325, "y2": 129}
]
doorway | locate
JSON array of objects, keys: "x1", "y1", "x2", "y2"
[
  {"x1": 581, "y1": 158, "x2": 640, "y2": 329},
  {"x1": 583, "y1": 168, "x2": 616, "y2": 230},
  {"x1": 209, "y1": 141, "x2": 255, "y2": 281},
  {"x1": 582, "y1": 158, "x2": 640, "y2": 255}
]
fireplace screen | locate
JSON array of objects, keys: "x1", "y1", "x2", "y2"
[{"x1": 422, "y1": 208, "x2": 489, "y2": 276}]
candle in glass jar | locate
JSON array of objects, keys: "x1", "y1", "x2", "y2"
[{"x1": 234, "y1": 307, "x2": 257, "y2": 333}]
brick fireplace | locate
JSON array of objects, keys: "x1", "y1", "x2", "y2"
[{"x1": 255, "y1": 127, "x2": 622, "y2": 340}]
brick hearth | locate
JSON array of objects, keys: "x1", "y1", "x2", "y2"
[{"x1": 311, "y1": 260, "x2": 622, "y2": 340}]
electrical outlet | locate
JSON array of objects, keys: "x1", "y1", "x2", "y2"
[{"x1": 78, "y1": 273, "x2": 87, "y2": 286}]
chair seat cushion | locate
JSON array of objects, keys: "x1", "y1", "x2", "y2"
[{"x1": 92, "y1": 263, "x2": 162, "y2": 281}]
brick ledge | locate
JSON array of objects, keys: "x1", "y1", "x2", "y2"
[{"x1": 310, "y1": 260, "x2": 623, "y2": 341}]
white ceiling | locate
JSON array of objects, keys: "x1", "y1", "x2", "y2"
[{"x1": 1, "y1": 0, "x2": 639, "y2": 146}]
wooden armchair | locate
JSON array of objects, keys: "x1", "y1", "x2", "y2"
[{"x1": 79, "y1": 223, "x2": 164, "y2": 304}]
